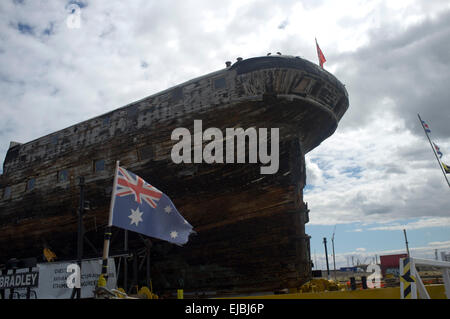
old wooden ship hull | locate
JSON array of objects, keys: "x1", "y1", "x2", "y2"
[{"x1": 0, "y1": 55, "x2": 348, "y2": 295}]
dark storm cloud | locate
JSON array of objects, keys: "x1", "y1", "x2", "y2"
[{"x1": 334, "y1": 8, "x2": 450, "y2": 139}]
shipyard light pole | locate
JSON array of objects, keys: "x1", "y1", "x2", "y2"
[
  {"x1": 403, "y1": 229, "x2": 410, "y2": 257},
  {"x1": 331, "y1": 226, "x2": 337, "y2": 281},
  {"x1": 323, "y1": 237, "x2": 330, "y2": 280}
]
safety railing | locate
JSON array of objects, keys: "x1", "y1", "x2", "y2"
[{"x1": 399, "y1": 257, "x2": 450, "y2": 299}]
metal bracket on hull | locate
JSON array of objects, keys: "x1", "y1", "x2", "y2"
[{"x1": 286, "y1": 206, "x2": 310, "y2": 224}]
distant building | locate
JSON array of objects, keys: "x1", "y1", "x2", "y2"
[
  {"x1": 441, "y1": 252, "x2": 450, "y2": 262},
  {"x1": 380, "y1": 254, "x2": 408, "y2": 276}
]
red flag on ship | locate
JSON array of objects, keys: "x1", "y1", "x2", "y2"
[{"x1": 315, "y1": 38, "x2": 326, "y2": 68}]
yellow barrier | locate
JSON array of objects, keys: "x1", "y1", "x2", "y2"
[{"x1": 223, "y1": 285, "x2": 447, "y2": 299}]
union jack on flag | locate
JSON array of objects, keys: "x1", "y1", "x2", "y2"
[
  {"x1": 111, "y1": 165, "x2": 194, "y2": 245},
  {"x1": 116, "y1": 167, "x2": 162, "y2": 208}
]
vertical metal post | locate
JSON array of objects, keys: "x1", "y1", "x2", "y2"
[
  {"x1": 314, "y1": 249, "x2": 318, "y2": 270},
  {"x1": 97, "y1": 160, "x2": 120, "y2": 296},
  {"x1": 400, "y1": 257, "x2": 417, "y2": 299},
  {"x1": 331, "y1": 237, "x2": 336, "y2": 281},
  {"x1": 101, "y1": 161, "x2": 119, "y2": 274},
  {"x1": 123, "y1": 230, "x2": 128, "y2": 292},
  {"x1": 77, "y1": 176, "x2": 85, "y2": 269},
  {"x1": 323, "y1": 237, "x2": 330, "y2": 279},
  {"x1": 71, "y1": 176, "x2": 85, "y2": 299},
  {"x1": 331, "y1": 226, "x2": 337, "y2": 281},
  {"x1": 410, "y1": 259, "x2": 417, "y2": 299},
  {"x1": 442, "y1": 269, "x2": 450, "y2": 299},
  {"x1": 133, "y1": 252, "x2": 138, "y2": 294},
  {"x1": 399, "y1": 257, "x2": 405, "y2": 299},
  {"x1": 403, "y1": 229, "x2": 410, "y2": 257},
  {"x1": 146, "y1": 246, "x2": 151, "y2": 288}
]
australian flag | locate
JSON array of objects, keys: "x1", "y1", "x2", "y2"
[{"x1": 111, "y1": 166, "x2": 194, "y2": 245}]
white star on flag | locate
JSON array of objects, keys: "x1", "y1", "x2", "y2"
[
  {"x1": 129, "y1": 207, "x2": 143, "y2": 227},
  {"x1": 164, "y1": 206, "x2": 172, "y2": 214},
  {"x1": 170, "y1": 231, "x2": 178, "y2": 239}
]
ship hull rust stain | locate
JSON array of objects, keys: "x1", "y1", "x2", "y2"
[{"x1": 0, "y1": 55, "x2": 349, "y2": 295}]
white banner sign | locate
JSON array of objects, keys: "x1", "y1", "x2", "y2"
[{"x1": 0, "y1": 258, "x2": 116, "y2": 299}]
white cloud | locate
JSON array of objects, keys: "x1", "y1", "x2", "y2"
[
  {"x1": 427, "y1": 240, "x2": 450, "y2": 247},
  {"x1": 0, "y1": 1, "x2": 449, "y2": 244},
  {"x1": 367, "y1": 218, "x2": 450, "y2": 231},
  {"x1": 305, "y1": 109, "x2": 450, "y2": 226}
]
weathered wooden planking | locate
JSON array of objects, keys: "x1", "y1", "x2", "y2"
[{"x1": 0, "y1": 55, "x2": 348, "y2": 294}]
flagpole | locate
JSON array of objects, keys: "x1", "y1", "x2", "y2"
[
  {"x1": 98, "y1": 160, "x2": 120, "y2": 289},
  {"x1": 417, "y1": 114, "x2": 450, "y2": 188}
]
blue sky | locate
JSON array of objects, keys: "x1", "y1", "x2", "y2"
[
  {"x1": 0, "y1": 0, "x2": 449, "y2": 268},
  {"x1": 304, "y1": 113, "x2": 450, "y2": 268},
  {"x1": 307, "y1": 222, "x2": 450, "y2": 270},
  {"x1": 303, "y1": 104, "x2": 450, "y2": 267}
]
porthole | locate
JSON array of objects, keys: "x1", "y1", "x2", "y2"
[
  {"x1": 94, "y1": 159, "x2": 105, "y2": 172},
  {"x1": 214, "y1": 77, "x2": 226, "y2": 90},
  {"x1": 58, "y1": 170, "x2": 69, "y2": 182},
  {"x1": 3, "y1": 186, "x2": 11, "y2": 199},
  {"x1": 26, "y1": 178, "x2": 35, "y2": 191}
]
